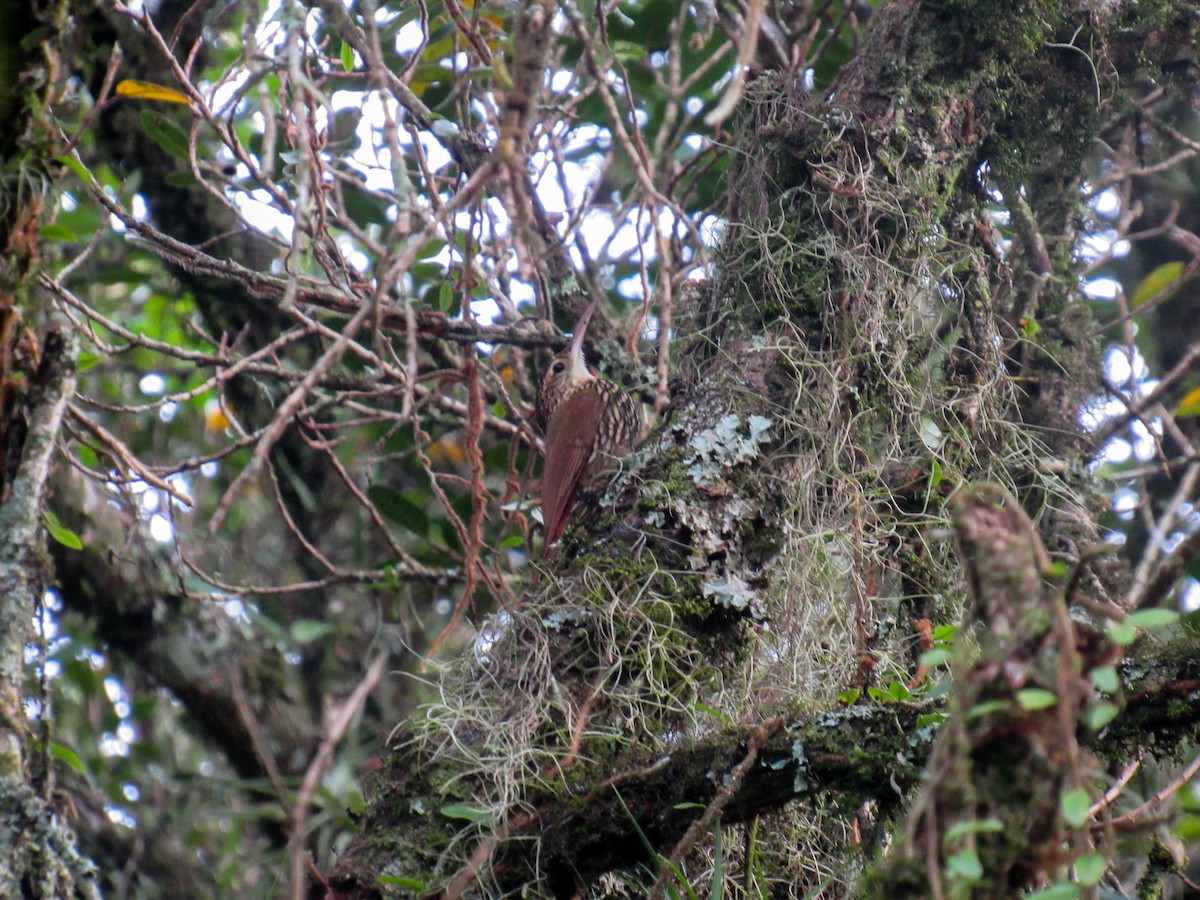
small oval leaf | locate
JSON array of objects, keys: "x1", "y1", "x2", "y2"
[
  {"x1": 1060, "y1": 788, "x2": 1091, "y2": 827},
  {"x1": 440, "y1": 803, "x2": 491, "y2": 824},
  {"x1": 1016, "y1": 688, "x2": 1057, "y2": 711},
  {"x1": 1127, "y1": 608, "x2": 1179, "y2": 630},
  {"x1": 1132, "y1": 261, "x2": 1185, "y2": 308}
]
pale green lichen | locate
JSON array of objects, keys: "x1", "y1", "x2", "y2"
[
  {"x1": 791, "y1": 737, "x2": 812, "y2": 792},
  {"x1": 683, "y1": 413, "x2": 774, "y2": 483},
  {"x1": 701, "y1": 573, "x2": 765, "y2": 619}
]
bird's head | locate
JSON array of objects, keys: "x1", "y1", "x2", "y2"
[{"x1": 536, "y1": 299, "x2": 598, "y2": 432}]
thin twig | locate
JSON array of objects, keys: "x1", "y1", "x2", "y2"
[
  {"x1": 1089, "y1": 753, "x2": 1145, "y2": 818},
  {"x1": 67, "y1": 406, "x2": 193, "y2": 506},
  {"x1": 289, "y1": 652, "x2": 389, "y2": 900},
  {"x1": 1105, "y1": 750, "x2": 1200, "y2": 830},
  {"x1": 209, "y1": 299, "x2": 376, "y2": 531},
  {"x1": 646, "y1": 721, "x2": 783, "y2": 900}
]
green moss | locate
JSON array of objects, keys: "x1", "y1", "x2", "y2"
[
  {"x1": 1137, "y1": 839, "x2": 1182, "y2": 900},
  {"x1": 639, "y1": 453, "x2": 697, "y2": 510},
  {"x1": 352, "y1": 745, "x2": 481, "y2": 889},
  {"x1": 741, "y1": 517, "x2": 784, "y2": 563}
]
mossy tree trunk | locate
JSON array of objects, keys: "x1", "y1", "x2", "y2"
[
  {"x1": 0, "y1": 0, "x2": 101, "y2": 896},
  {"x1": 341, "y1": 1, "x2": 1196, "y2": 896}
]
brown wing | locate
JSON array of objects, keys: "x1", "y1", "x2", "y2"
[{"x1": 541, "y1": 386, "x2": 604, "y2": 546}]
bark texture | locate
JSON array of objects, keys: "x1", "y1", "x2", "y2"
[{"x1": 0, "y1": 0, "x2": 100, "y2": 894}]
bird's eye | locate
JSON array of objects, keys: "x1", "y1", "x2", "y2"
[{"x1": 552, "y1": 362, "x2": 565, "y2": 373}]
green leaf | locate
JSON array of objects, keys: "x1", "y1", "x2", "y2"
[
  {"x1": 377, "y1": 875, "x2": 427, "y2": 888},
  {"x1": 49, "y1": 741, "x2": 88, "y2": 776},
  {"x1": 916, "y1": 711, "x2": 947, "y2": 729},
  {"x1": 945, "y1": 848, "x2": 982, "y2": 881},
  {"x1": 918, "y1": 648, "x2": 952, "y2": 668},
  {"x1": 611, "y1": 39, "x2": 650, "y2": 63},
  {"x1": 1060, "y1": 788, "x2": 1091, "y2": 827},
  {"x1": 918, "y1": 416, "x2": 945, "y2": 451},
  {"x1": 692, "y1": 702, "x2": 731, "y2": 725},
  {"x1": 140, "y1": 109, "x2": 190, "y2": 159},
  {"x1": 1046, "y1": 560, "x2": 1071, "y2": 579},
  {"x1": 290, "y1": 619, "x2": 335, "y2": 644},
  {"x1": 1025, "y1": 885, "x2": 1080, "y2": 900},
  {"x1": 440, "y1": 803, "x2": 491, "y2": 823},
  {"x1": 340, "y1": 40, "x2": 355, "y2": 72},
  {"x1": 967, "y1": 699, "x2": 1008, "y2": 720},
  {"x1": 44, "y1": 510, "x2": 83, "y2": 550},
  {"x1": 925, "y1": 680, "x2": 952, "y2": 700},
  {"x1": 1074, "y1": 851, "x2": 1105, "y2": 886},
  {"x1": 932, "y1": 624, "x2": 957, "y2": 644},
  {"x1": 165, "y1": 170, "x2": 197, "y2": 188},
  {"x1": 342, "y1": 182, "x2": 393, "y2": 227},
  {"x1": 1016, "y1": 688, "x2": 1057, "y2": 711},
  {"x1": 367, "y1": 485, "x2": 430, "y2": 534},
  {"x1": 436, "y1": 280, "x2": 458, "y2": 313},
  {"x1": 927, "y1": 458, "x2": 943, "y2": 489},
  {"x1": 886, "y1": 681, "x2": 911, "y2": 701},
  {"x1": 57, "y1": 154, "x2": 94, "y2": 185},
  {"x1": 39, "y1": 224, "x2": 78, "y2": 242},
  {"x1": 1090, "y1": 665, "x2": 1119, "y2": 694},
  {"x1": 1086, "y1": 702, "x2": 1120, "y2": 731},
  {"x1": 837, "y1": 688, "x2": 860, "y2": 706},
  {"x1": 944, "y1": 818, "x2": 1003, "y2": 842},
  {"x1": 1132, "y1": 261, "x2": 1184, "y2": 308},
  {"x1": 1107, "y1": 618, "x2": 1137, "y2": 645},
  {"x1": 345, "y1": 786, "x2": 365, "y2": 816},
  {"x1": 1127, "y1": 608, "x2": 1179, "y2": 630},
  {"x1": 1177, "y1": 816, "x2": 1200, "y2": 840}
]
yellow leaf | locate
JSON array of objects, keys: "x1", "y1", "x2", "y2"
[
  {"x1": 1175, "y1": 385, "x2": 1200, "y2": 418},
  {"x1": 1132, "y1": 261, "x2": 1185, "y2": 308},
  {"x1": 204, "y1": 399, "x2": 233, "y2": 432},
  {"x1": 427, "y1": 433, "x2": 468, "y2": 467},
  {"x1": 116, "y1": 80, "x2": 192, "y2": 105}
]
